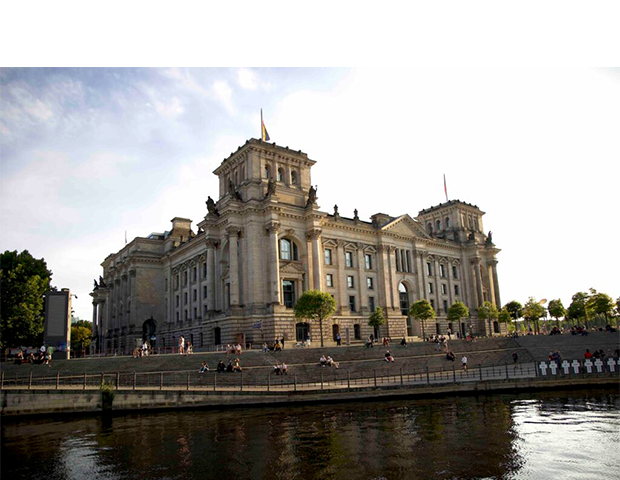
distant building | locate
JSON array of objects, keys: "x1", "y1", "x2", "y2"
[{"x1": 90, "y1": 139, "x2": 502, "y2": 353}]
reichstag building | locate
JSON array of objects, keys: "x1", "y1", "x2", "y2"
[{"x1": 90, "y1": 139, "x2": 502, "y2": 352}]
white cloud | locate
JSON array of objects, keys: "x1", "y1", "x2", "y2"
[
  {"x1": 237, "y1": 68, "x2": 258, "y2": 90},
  {"x1": 154, "y1": 96, "x2": 184, "y2": 118},
  {"x1": 212, "y1": 80, "x2": 236, "y2": 114}
]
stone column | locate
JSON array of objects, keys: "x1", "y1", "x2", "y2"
[
  {"x1": 447, "y1": 261, "x2": 454, "y2": 308},
  {"x1": 266, "y1": 222, "x2": 281, "y2": 304},
  {"x1": 308, "y1": 228, "x2": 323, "y2": 290},
  {"x1": 416, "y1": 251, "x2": 426, "y2": 302},
  {"x1": 227, "y1": 227, "x2": 241, "y2": 306},
  {"x1": 92, "y1": 302, "x2": 98, "y2": 337},
  {"x1": 433, "y1": 258, "x2": 441, "y2": 315},
  {"x1": 337, "y1": 240, "x2": 348, "y2": 314},
  {"x1": 490, "y1": 260, "x2": 501, "y2": 307},
  {"x1": 384, "y1": 246, "x2": 396, "y2": 310},
  {"x1": 206, "y1": 239, "x2": 217, "y2": 312},
  {"x1": 357, "y1": 245, "x2": 367, "y2": 311},
  {"x1": 472, "y1": 258, "x2": 484, "y2": 308}
]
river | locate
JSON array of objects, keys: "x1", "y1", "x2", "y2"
[{"x1": 2, "y1": 388, "x2": 618, "y2": 480}]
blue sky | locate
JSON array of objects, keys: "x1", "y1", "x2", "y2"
[{"x1": 1, "y1": 67, "x2": 619, "y2": 321}]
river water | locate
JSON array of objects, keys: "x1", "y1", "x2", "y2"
[{"x1": 2, "y1": 388, "x2": 619, "y2": 480}]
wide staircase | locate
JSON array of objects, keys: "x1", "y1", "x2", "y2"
[{"x1": 3, "y1": 332, "x2": 617, "y2": 389}]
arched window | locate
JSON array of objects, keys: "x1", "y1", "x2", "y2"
[
  {"x1": 291, "y1": 170, "x2": 298, "y2": 185},
  {"x1": 277, "y1": 167, "x2": 284, "y2": 182},
  {"x1": 445, "y1": 217, "x2": 450, "y2": 228},
  {"x1": 264, "y1": 165, "x2": 270, "y2": 179},
  {"x1": 279, "y1": 238, "x2": 299, "y2": 261},
  {"x1": 399, "y1": 283, "x2": 410, "y2": 316},
  {"x1": 436, "y1": 220, "x2": 441, "y2": 231}
]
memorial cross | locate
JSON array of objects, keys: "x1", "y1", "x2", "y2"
[
  {"x1": 584, "y1": 359, "x2": 593, "y2": 373},
  {"x1": 594, "y1": 359, "x2": 604, "y2": 373},
  {"x1": 539, "y1": 362, "x2": 548, "y2": 376},
  {"x1": 571, "y1": 360, "x2": 580, "y2": 374},
  {"x1": 561, "y1": 360, "x2": 570, "y2": 374},
  {"x1": 606, "y1": 358, "x2": 616, "y2": 372},
  {"x1": 549, "y1": 362, "x2": 558, "y2": 375}
]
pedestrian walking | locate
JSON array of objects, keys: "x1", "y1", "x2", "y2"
[
  {"x1": 336, "y1": 332, "x2": 341, "y2": 346},
  {"x1": 461, "y1": 355, "x2": 468, "y2": 371}
]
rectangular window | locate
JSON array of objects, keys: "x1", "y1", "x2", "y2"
[
  {"x1": 193, "y1": 289, "x2": 197, "y2": 301},
  {"x1": 165, "y1": 278, "x2": 168, "y2": 290},
  {"x1": 349, "y1": 296, "x2": 356, "y2": 312},
  {"x1": 176, "y1": 311, "x2": 179, "y2": 322},
  {"x1": 203, "y1": 262, "x2": 207, "y2": 278},
  {"x1": 395, "y1": 249, "x2": 401, "y2": 272},
  {"x1": 443, "y1": 300, "x2": 448, "y2": 312},
  {"x1": 184, "y1": 309, "x2": 188, "y2": 320},
  {"x1": 175, "y1": 275, "x2": 179, "y2": 289},
  {"x1": 426, "y1": 262, "x2": 432, "y2": 276},
  {"x1": 347, "y1": 275, "x2": 354, "y2": 288},
  {"x1": 440, "y1": 264, "x2": 446, "y2": 277},
  {"x1": 455, "y1": 284, "x2": 460, "y2": 296},
  {"x1": 367, "y1": 277, "x2": 374, "y2": 290},
  {"x1": 203, "y1": 285, "x2": 207, "y2": 298},
  {"x1": 365, "y1": 253, "x2": 372, "y2": 270},
  {"x1": 184, "y1": 271, "x2": 188, "y2": 286},
  {"x1": 428, "y1": 282, "x2": 434, "y2": 294},
  {"x1": 324, "y1": 248, "x2": 332, "y2": 265},
  {"x1": 193, "y1": 307, "x2": 197, "y2": 318},
  {"x1": 193, "y1": 267, "x2": 197, "y2": 282},
  {"x1": 184, "y1": 292, "x2": 188, "y2": 304},
  {"x1": 452, "y1": 265, "x2": 458, "y2": 279},
  {"x1": 204, "y1": 304, "x2": 208, "y2": 314},
  {"x1": 369, "y1": 296, "x2": 375, "y2": 312},
  {"x1": 441, "y1": 283, "x2": 447, "y2": 295},
  {"x1": 345, "y1": 251, "x2": 353, "y2": 268},
  {"x1": 176, "y1": 295, "x2": 179, "y2": 307},
  {"x1": 282, "y1": 280, "x2": 295, "y2": 308},
  {"x1": 326, "y1": 274, "x2": 333, "y2": 287},
  {"x1": 430, "y1": 299, "x2": 435, "y2": 309}
]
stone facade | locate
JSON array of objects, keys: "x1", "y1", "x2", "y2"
[{"x1": 90, "y1": 139, "x2": 503, "y2": 352}]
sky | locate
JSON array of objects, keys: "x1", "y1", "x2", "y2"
[{"x1": 1, "y1": 67, "x2": 619, "y2": 321}]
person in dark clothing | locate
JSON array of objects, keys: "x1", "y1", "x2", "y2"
[{"x1": 216, "y1": 360, "x2": 226, "y2": 372}]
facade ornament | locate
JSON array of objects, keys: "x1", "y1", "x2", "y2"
[
  {"x1": 99, "y1": 276, "x2": 106, "y2": 288},
  {"x1": 206, "y1": 196, "x2": 219, "y2": 216},
  {"x1": 333, "y1": 204, "x2": 340, "y2": 220},
  {"x1": 93, "y1": 279, "x2": 99, "y2": 290},
  {"x1": 353, "y1": 209, "x2": 359, "y2": 222},
  {"x1": 205, "y1": 238, "x2": 219, "y2": 249},
  {"x1": 485, "y1": 231, "x2": 493, "y2": 245},
  {"x1": 265, "y1": 178, "x2": 276, "y2": 198},
  {"x1": 306, "y1": 228, "x2": 322, "y2": 240},
  {"x1": 265, "y1": 221, "x2": 281, "y2": 234},
  {"x1": 305, "y1": 185, "x2": 317, "y2": 207}
]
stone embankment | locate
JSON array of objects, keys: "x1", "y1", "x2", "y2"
[{"x1": 1, "y1": 332, "x2": 618, "y2": 416}]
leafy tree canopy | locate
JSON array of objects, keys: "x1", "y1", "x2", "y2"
[
  {"x1": 498, "y1": 308, "x2": 512, "y2": 323},
  {"x1": 71, "y1": 324, "x2": 92, "y2": 350},
  {"x1": 409, "y1": 300, "x2": 436, "y2": 321},
  {"x1": 478, "y1": 301, "x2": 499, "y2": 320},
  {"x1": 1, "y1": 250, "x2": 53, "y2": 349},
  {"x1": 548, "y1": 299, "x2": 566, "y2": 320},
  {"x1": 368, "y1": 307, "x2": 386, "y2": 328},
  {"x1": 586, "y1": 288, "x2": 614, "y2": 320},
  {"x1": 523, "y1": 297, "x2": 545, "y2": 322},
  {"x1": 294, "y1": 290, "x2": 336, "y2": 347},
  {"x1": 567, "y1": 291, "x2": 589, "y2": 320},
  {"x1": 447, "y1": 301, "x2": 469, "y2": 321},
  {"x1": 504, "y1": 300, "x2": 523, "y2": 320}
]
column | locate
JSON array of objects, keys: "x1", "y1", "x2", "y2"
[
  {"x1": 337, "y1": 240, "x2": 348, "y2": 314},
  {"x1": 92, "y1": 302, "x2": 98, "y2": 337},
  {"x1": 266, "y1": 222, "x2": 281, "y2": 304},
  {"x1": 433, "y1": 258, "x2": 441, "y2": 315},
  {"x1": 206, "y1": 239, "x2": 217, "y2": 312},
  {"x1": 357, "y1": 245, "x2": 367, "y2": 311},
  {"x1": 309, "y1": 228, "x2": 323, "y2": 290},
  {"x1": 447, "y1": 261, "x2": 454, "y2": 308},
  {"x1": 416, "y1": 252, "x2": 426, "y2": 302},
  {"x1": 472, "y1": 259, "x2": 484, "y2": 307},
  {"x1": 487, "y1": 263, "x2": 496, "y2": 306},
  {"x1": 490, "y1": 260, "x2": 501, "y2": 307},
  {"x1": 227, "y1": 227, "x2": 241, "y2": 306}
]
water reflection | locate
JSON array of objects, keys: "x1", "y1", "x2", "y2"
[{"x1": 2, "y1": 389, "x2": 619, "y2": 480}]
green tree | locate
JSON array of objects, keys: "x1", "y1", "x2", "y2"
[
  {"x1": 504, "y1": 300, "x2": 523, "y2": 331},
  {"x1": 294, "y1": 290, "x2": 336, "y2": 347},
  {"x1": 368, "y1": 307, "x2": 386, "y2": 339},
  {"x1": 523, "y1": 297, "x2": 545, "y2": 334},
  {"x1": 547, "y1": 299, "x2": 566, "y2": 328},
  {"x1": 0, "y1": 250, "x2": 53, "y2": 349},
  {"x1": 567, "y1": 291, "x2": 589, "y2": 327},
  {"x1": 71, "y1": 324, "x2": 92, "y2": 351},
  {"x1": 409, "y1": 300, "x2": 436, "y2": 340},
  {"x1": 478, "y1": 301, "x2": 499, "y2": 335},
  {"x1": 498, "y1": 307, "x2": 512, "y2": 327},
  {"x1": 586, "y1": 288, "x2": 614, "y2": 325},
  {"x1": 447, "y1": 301, "x2": 469, "y2": 336}
]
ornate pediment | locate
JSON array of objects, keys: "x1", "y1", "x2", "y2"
[
  {"x1": 279, "y1": 262, "x2": 306, "y2": 275},
  {"x1": 381, "y1": 214, "x2": 430, "y2": 238}
]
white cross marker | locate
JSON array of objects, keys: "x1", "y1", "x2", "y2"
[
  {"x1": 549, "y1": 362, "x2": 558, "y2": 375},
  {"x1": 607, "y1": 358, "x2": 616, "y2": 373},
  {"x1": 561, "y1": 360, "x2": 570, "y2": 374},
  {"x1": 594, "y1": 359, "x2": 604, "y2": 373},
  {"x1": 539, "y1": 362, "x2": 548, "y2": 376},
  {"x1": 584, "y1": 359, "x2": 593, "y2": 373},
  {"x1": 571, "y1": 360, "x2": 580, "y2": 374}
]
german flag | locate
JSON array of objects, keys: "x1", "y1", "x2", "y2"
[{"x1": 261, "y1": 109, "x2": 270, "y2": 142}]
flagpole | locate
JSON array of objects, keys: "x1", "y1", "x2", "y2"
[{"x1": 444, "y1": 174, "x2": 448, "y2": 202}]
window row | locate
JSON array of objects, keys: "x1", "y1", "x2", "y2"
[
  {"x1": 326, "y1": 274, "x2": 375, "y2": 290},
  {"x1": 395, "y1": 249, "x2": 412, "y2": 273},
  {"x1": 173, "y1": 286, "x2": 208, "y2": 308},
  {"x1": 170, "y1": 262, "x2": 209, "y2": 290},
  {"x1": 324, "y1": 249, "x2": 374, "y2": 270},
  {"x1": 264, "y1": 165, "x2": 299, "y2": 185},
  {"x1": 427, "y1": 283, "x2": 460, "y2": 296},
  {"x1": 426, "y1": 262, "x2": 459, "y2": 279},
  {"x1": 426, "y1": 217, "x2": 452, "y2": 234}
]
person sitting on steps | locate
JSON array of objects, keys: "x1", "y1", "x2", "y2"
[{"x1": 385, "y1": 350, "x2": 395, "y2": 363}]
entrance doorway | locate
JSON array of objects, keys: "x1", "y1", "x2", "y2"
[
  {"x1": 332, "y1": 324, "x2": 340, "y2": 341},
  {"x1": 142, "y1": 318, "x2": 157, "y2": 346},
  {"x1": 213, "y1": 327, "x2": 221, "y2": 345}
]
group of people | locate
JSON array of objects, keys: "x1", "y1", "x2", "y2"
[
  {"x1": 273, "y1": 362, "x2": 288, "y2": 375},
  {"x1": 548, "y1": 350, "x2": 562, "y2": 364},
  {"x1": 13, "y1": 346, "x2": 52, "y2": 366},
  {"x1": 226, "y1": 343, "x2": 243, "y2": 355},
  {"x1": 319, "y1": 354, "x2": 339, "y2": 368},
  {"x1": 584, "y1": 349, "x2": 615, "y2": 361},
  {"x1": 133, "y1": 341, "x2": 151, "y2": 358},
  {"x1": 262, "y1": 338, "x2": 284, "y2": 352},
  {"x1": 177, "y1": 336, "x2": 194, "y2": 355},
  {"x1": 215, "y1": 358, "x2": 242, "y2": 373}
]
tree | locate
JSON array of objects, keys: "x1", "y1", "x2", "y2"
[
  {"x1": 478, "y1": 301, "x2": 499, "y2": 335},
  {"x1": 409, "y1": 300, "x2": 436, "y2": 340},
  {"x1": 498, "y1": 307, "x2": 512, "y2": 326},
  {"x1": 71, "y1": 323, "x2": 92, "y2": 351},
  {"x1": 294, "y1": 290, "x2": 336, "y2": 347},
  {"x1": 504, "y1": 300, "x2": 523, "y2": 332},
  {"x1": 447, "y1": 301, "x2": 469, "y2": 336},
  {"x1": 548, "y1": 299, "x2": 566, "y2": 328},
  {"x1": 567, "y1": 291, "x2": 589, "y2": 327},
  {"x1": 523, "y1": 297, "x2": 545, "y2": 334},
  {"x1": 586, "y1": 288, "x2": 614, "y2": 325},
  {"x1": 368, "y1": 307, "x2": 386, "y2": 339},
  {"x1": 0, "y1": 250, "x2": 53, "y2": 349}
]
